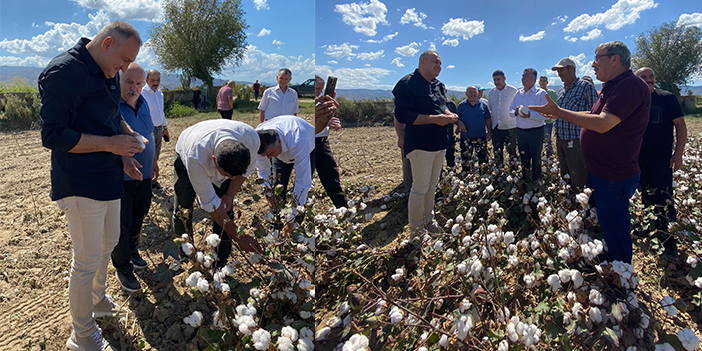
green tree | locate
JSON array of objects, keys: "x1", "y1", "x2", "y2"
[
  {"x1": 632, "y1": 21, "x2": 702, "y2": 95},
  {"x1": 150, "y1": 0, "x2": 248, "y2": 93}
]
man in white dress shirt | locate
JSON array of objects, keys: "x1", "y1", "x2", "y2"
[
  {"x1": 255, "y1": 115, "x2": 316, "y2": 206},
  {"x1": 141, "y1": 69, "x2": 169, "y2": 188},
  {"x1": 486, "y1": 70, "x2": 518, "y2": 167},
  {"x1": 258, "y1": 68, "x2": 299, "y2": 124},
  {"x1": 510, "y1": 68, "x2": 548, "y2": 181},
  {"x1": 173, "y1": 120, "x2": 266, "y2": 267}
]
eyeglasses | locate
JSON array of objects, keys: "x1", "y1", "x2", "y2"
[{"x1": 594, "y1": 53, "x2": 615, "y2": 62}]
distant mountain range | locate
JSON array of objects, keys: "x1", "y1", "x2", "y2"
[{"x1": 0, "y1": 66, "x2": 274, "y2": 89}]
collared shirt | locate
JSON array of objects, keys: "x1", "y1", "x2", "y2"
[
  {"x1": 555, "y1": 78, "x2": 598, "y2": 140},
  {"x1": 258, "y1": 85, "x2": 299, "y2": 121},
  {"x1": 217, "y1": 85, "x2": 234, "y2": 111},
  {"x1": 392, "y1": 69, "x2": 450, "y2": 155},
  {"x1": 120, "y1": 95, "x2": 155, "y2": 181},
  {"x1": 509, "y1": 86, "x2": 547, "y2": 129},
  {"x1": 176, "y1": 120, "x2": 262, "y2": 213},
  {"x1": 141, "y1": 86, "x2": 167, "y2": 127},
  {"x1": 487, "y1": 84, "x2": 517, "y2": 130},
  {"x1": 39, "y1": 38, "x2": 123, "y2": 201},
  {"x1": 456, "y1": 99, "x2": 491, "y2": 138},
  {"x1": 255, "y1": 116, "x2": 316, "y2": 205},
  {"x1": 582, "y1": 70, "x2": 650, "y2": 180}
]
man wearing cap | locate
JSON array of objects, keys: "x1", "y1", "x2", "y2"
[
  {"x1": 510, "y1": 68, "x2": 548, "y2": 181},
  {"x1": 475, "y1": 85, "x2": 488, "y2": 103},
  {"x1": 551, "y1": 58, "x2": 597, "y2": 191},
  {"x1": 539, "y1": 76, "x2": 558, "y2": 157},
  {"x1": 217, "y1": 80, "x2": 236, "y2": 120},
  {"x1": 530, "y1": 41, "x2": 650, "y2": 264},
  {"x1": 486, "y1": 70, "x2": 518, "y2": 168},
  {"x1": 634, "y1": 67, "x2": 687, "y2": 259}
]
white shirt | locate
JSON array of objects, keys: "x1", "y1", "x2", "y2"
[
  {"x1": 258, "y1": 85, "x2": 299, "y2": 121},
  {"x1": 255, "y1": 115, "x2": 315, "y2": 205},
  {"x1": 486, "y1": 84, "x2": 517, "y2": 130},
  {"x1": 176, "y1": 120, "x2": 263, "y2": 213},
  {"x1": 509, "y1": 86, "x2": 548, "y2": 129},
  {"x1": 141, "y1": 86, "x2": 167, "y2": 127}
]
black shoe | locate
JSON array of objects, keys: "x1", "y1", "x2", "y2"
[
  {"x1": 131, "y1": 254, "x2": 147, "y2": 269},
  {"x1": 115, "y1": 271, "x2": 141, "y2": 293},
  {"x1": 151, "y1": 182, "x2": 162, "y2": 190}
]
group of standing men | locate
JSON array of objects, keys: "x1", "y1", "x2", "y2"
[{"x1": 394, "y1": 42, "x2": 687, "y2": 267}]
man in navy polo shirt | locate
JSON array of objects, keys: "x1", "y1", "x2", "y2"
[
  {"x1": 111, "y1": 63, "x2": 154, "y2": 293},
  {"x1": 530, "y1": 41, "x2": 650, "y2": 264},
  {"x1": 40, "y1": 21, "x2": 143, "y2": 351},
  {"x1": 393, "y1": 50, "x2": 458, "y2": 239}
]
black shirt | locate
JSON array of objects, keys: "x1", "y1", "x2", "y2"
[
  {"x1": 39, "y1": 38, "x2": 124, "y2": 201},
  {"x1": 640, "y1": 89, "x2": 684, "y2": 159},
  {"x1": 392, "y1": 69, "x2": 450, "y2": 154}
]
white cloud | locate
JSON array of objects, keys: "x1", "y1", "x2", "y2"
[
  {"x1": 324, "y1": 43, "x2": 359, "y2": 58},
  {"x1": 70, "y1": 0, "x2": 163, "y2": 22},
  {"x1": 356, "y1": 49, "x2": 384, "y2": 60},
  {"x1": 254, "y1": 0, "x2": 269, "y2": 11},
  {"x1": 334, "y1": 0, "x2": 389, "y2": 36},
  {"x1": 135, "y1": 39, "x2": 160, "y2": 68},
  {"x1": 390, "y1": 57, "x2": 404, "y2": 67},
  {"x1": 519, "y1": 31, "x2": 546, "y2": 42},
  {"x1": 551, "y1": 15, "x2": 569, "y2": 26},
  {"x1": 678, "y1": 13, "x2": 702, "y2": 27},
  {"x1": 365, "y1": 31, "x2": 398, "y2": 43},
  {"x1": 446, "y1": 65, "x2": 455, "y2": 69},
  {"x1": 394, "y1": 42, "x2": 420, "y2": 57},
  {"x1": 442, "y1": 38, "x2": 459, "y2": 47},
  {"x1": 580, "y1": 28, "x2": 602, "y2": 41},
  {"x1": 441, "y1": 18, "x2": 484, "y2": 40},
  {"x1": 400, "y1": 8, "x2": 427, "y2": 29},
  {"x1": 364, "y1": 63, "x2": 371, "y2": 67},
  {"x1": 31, "y1": 22, "x2": 40, "y2": 28},
  {"x1": 564, "y1": 0, "x2": 657, "y2": 32},
  {"x1": 428, "y1": 42, "x2": 436, "y2": 51},
  {"x1": 0, "y1": 11, "x2": 110, "y2": 56},
  {"x1": 328, "y1": 60, "x2": 338, "y2": 64},
  {"x1": 0, "y1": 55, "x2": 51, "y2": 67},
  {"x1": 315, "y1": 64, "x2": 393, "y2": 89},
  {"x1": 257, "y1": 28, "x2": 271, "y2": 37},
  {"x1": 231, "y1": 45, "x2": 314, "y2": 82},
  {"x1": 272, "y1": 39, "x2": 284, "y2": 46}
]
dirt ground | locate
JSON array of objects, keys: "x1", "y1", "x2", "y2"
[
  {"x1": 1, "y1": 114, "x2": 700, "y2": 350},
  {"x1": 0, "y1": 111, "x2": 402, "y2": 351}
]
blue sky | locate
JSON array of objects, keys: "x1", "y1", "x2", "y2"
[
  {"x1": 316, "y1": 0, "x2": 702, "y2": 91},
  {"x1": 0, "y1": 0, "x2": 314, "y2": 84}
]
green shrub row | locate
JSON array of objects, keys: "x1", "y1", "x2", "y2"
[
  {"x1": 335, "y1": 97, "x2": 393, "y2": 127},
  {"x1": 0, "y1": 92, "x2": 41, "y2": 130}
]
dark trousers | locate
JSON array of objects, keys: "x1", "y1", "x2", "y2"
[
  {"x1": 516, "y1": 126, "x2": 544, "y2": 180},
  {"x1": 112, "y1": 179, "x2": 152, "y2": 274},
  {"x1": 639, "y1": 156, "x2": 676, "y2": 229},
  {"x1": 556, "y1": 136, "x2": 588, "y2": 191},
  {"x1": 588, "y1": 172, "x2": 640, "y2": 263},
  {"x1": 315, "y1": 137, "x2": 347, "y2": 208},
  {"x1": 254, "y1": 91, "x2": 259, "y2": 100},
  {"x1": 446, "y1": 125, "x2": 456, "y2": 168},
  {"x1": 219, "y1": 109, "x2": 234, "y2": 120},
  {"x1": 172, "y1": 155, "x2": 233, "y2": 267},
  {"x1": 492, "y1": 127, "x2": 517, "y2": 166},
  {"x1": 460, "y1": 137, "x2": 488, "y2": 168},
  {"x1": 272, "y1": 150, "x2": 316, "y2": 204}
]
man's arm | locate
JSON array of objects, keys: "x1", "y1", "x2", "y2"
[
  {"x1": 258, "y1": 110, "x2": 265, "y2": 124},
  {"x1": 228, "y1": 95, "x2": 233, "y2": 110},
  {"x1": 671, "y1": 117, "x2": 687, "y2": 171},
  {"x1": 393, "y1": 114, "x2": 404, "y2": 149},
  {"x1": 208, "y1": 206, "x2": 262, "y2": 253},
  {"x1": 529, "y1": 94, "x2": 620, "y2": 134}
]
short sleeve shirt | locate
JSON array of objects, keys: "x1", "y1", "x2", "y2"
[
  {"x1": 581, "y1": 70, "x2": 650, "y2": 180},
  {"x1": 258, "y1": 85, "x2": 299, "y2": 120},
  {"x1": 217, "y1": 85, "x2": 234, "y2": 111},
  {"x1": 639, "y1": 89, "x2": 684, "y2": 159},
  {"x1": 120, "y1": 96, "x2": 155, "y2": 181},
  {"x1": 456, "y1": 99, "x2": 491, "y2": 138}
]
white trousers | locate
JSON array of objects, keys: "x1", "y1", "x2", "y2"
[{"x1": 406, "y1": 149, "x2": 445, "y2": 230}]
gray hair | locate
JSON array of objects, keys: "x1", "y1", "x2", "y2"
[
  {"x1": 278, "y1": 68, "x2": 292, "y2": 77},
  {"x1": 94, "y1": 21, "x2": 142, "y2": 46},
  {"x1": 419, "y1": 50, "x2": 439, "y2": 63},
  {"x1": 227, "y1": 80, "x2": 236, "y2": 86},
  {"x1": 596, "y1": 41, "x2": 631, "y2": 69}
]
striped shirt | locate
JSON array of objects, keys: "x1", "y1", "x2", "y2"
[{"x1": 555, "y1": 78, "x2": 598, "y2": 140}]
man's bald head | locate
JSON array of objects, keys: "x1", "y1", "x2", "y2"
[
  {"x1": 635, "y1": 67, "x2": 656, "y2": 93},
  {"x1": 121, "y1": 63, "x2": 145, "y2": 107},
  {"x1": 146, "y1": 68, "x2": 160, "y2": 91}
]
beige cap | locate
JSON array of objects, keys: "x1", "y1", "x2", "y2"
[{"x1": 551, "y1": 58, "x2": 576, "y2": 70}]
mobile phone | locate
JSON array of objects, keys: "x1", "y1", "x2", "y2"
[
  {"x1": 163, "y1": 134, "x2": 170, "y2": 142},
  {"x1": 324, "y1": 76, "x2": 337, "y2": 98}
]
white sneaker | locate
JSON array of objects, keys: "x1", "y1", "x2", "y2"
[
  {"x1": 66, "y1": 326, "x2": 116, "y2": 351},
  {"x1": 93, "y1": 295, "x2": 124, "y2": 318}
]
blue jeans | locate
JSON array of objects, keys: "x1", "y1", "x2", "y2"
[{"x1": 588, "y1": 172, "x2": 640, "y2": 263}]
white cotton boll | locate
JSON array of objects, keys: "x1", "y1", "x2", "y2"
[
  {"x1": 297, "y1": 337, "x2": 314, "y2": 351},
  {"x1": 589, "y1": 306, "x2": 602, "y2": 323},
  {"x1": 186, "y1": 272, "x2": 202, "y2": 287},
  {"x1": 523, "y1": 274, "x2": 536, "y2": 287},
  {"x1": 342, "y1": 334, "x2": 369, "y2": 351},
  {"x1": 196, "y1": 277, "x2": 209, "y2": 292},
  {"x1": 181, "y1": 242, "x2": 194, "y2": 255},
  {"x1": 456, "y1": 314, "x2": 474, "y2": 341},
  {"x1": 558, "y1": 269, "x2": 572, "y2": 283},
  {"x1": 439, "y1": 334, "x2": 449, "y2": 348},
  {"x1": 236, "y1": 315, "x2": 256, "y2": 335},
  {"x1": 183, "y1": 310, "x2": 203, "y2": 327},
  {"x1": 206, "y1": 233, "x2": 221, "y2": 247},
  {"x1": 365, "y1": 213, "x2": 373, "y2": 220},
  {"x1": 338, "y1": 301, "x2": 350, "y2": 316},
  {"x1": 655, "y1": 343, "x2": 675, "y2": 351},
  {"x1": 212, "y1": 310, "x2": 226, "y2": 329},
  {"x1": 236, "y1": 303, "x2": 257, "y2": 317},
  {"x1": 498, "y1": 340, "x2": 509, "y2": 351},
  {"x1": 433, "y1": 240, "x2": 444, "y2": 252},
  {"x1": 589, "y1": 289, "x2": 604, "y2": 305},
  {"x1": 359, "y1": 202, "x2": 367, "y2": 210},
  {"x1": 300, "y1": 310, "x2": 312, "y2": 319},
  {"x1": 572, "y1": 303, "x2": 583, "y2": 319},
  {"x1": 572, "y1": 270, "x2": 583, "y2": 288},
  {"x1": 678, "y1": 328, "x2": 700, "y2": 351},
  {"x1": 389, "y1": 306, "x2": 404, "y2": 324},
  {"x1": 328, "y1": 316, "x2": 342, "y2": 328},
  {"x1": 282, "y1": 325, "x2": 298, "y2": 341},
  {"x1": 470, "y1": 260, "x2": 483, "y2": 278},
  {"x1": 220, "y1": 264, "x2": 234, "y2": 276},
  {"x1": 451, "y1": 224, "x2": 461, "y2": 236},
  {"x1": 687, "y1": 256, "x2": 698, "y2": 268},
  {"x1": 661, "y1": 296, "x2": 678, "y2": 317},
  {"x1": 196, "y1": 251, "x2": 205, "y2": 263},
  {"x1": 203, "y1": 255, "x2": 213, "y2": 268},
  {"x1": 391, "y1": 268, "x2": 404, "y2": 281},
  {"x1": 547, "y1": 274, "x2": 561, "y2": 292},
  {"x1": 220, "y1": 283, "x2": 230, "y2": 294},
  {"x1": 695, "y1": 277, "x2": 702, "y2": 289},
  {"x1": 315, "y1": 327, "x2": 331, "y2": 340},
  {"x1": 277, "y1": 337, "x2": 295, "y2": 351},
  {"x1": 503, "y1": 231, "x2": 514, "y2": 245},
  {"x1": 252, "y1": 328, "x2": 271, "y2": 350}
]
